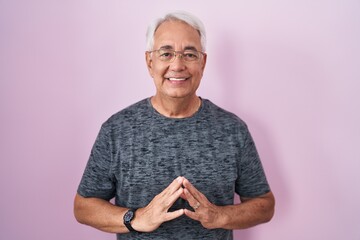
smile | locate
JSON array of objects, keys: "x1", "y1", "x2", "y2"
[{"x1": 167, "y1": 77, "x2": 189, "y2": 81}]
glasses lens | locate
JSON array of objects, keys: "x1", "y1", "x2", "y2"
[
  {"x1": 155, "y1": 49, "x2": 202, "y2": 62},
  {"x1": 157, "y1": 49, "x2": 175, "y2": 62},
  {"x1": 183, "y1": 50, "x2": 200, "y2": 62}
]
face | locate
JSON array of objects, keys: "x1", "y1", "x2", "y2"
[{"x1": 146, "y1": 20, "x2": 207, "y2": 100}]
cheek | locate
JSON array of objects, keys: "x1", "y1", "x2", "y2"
[
  {"x1": 152, "y1": 63, "x2": 168, "y2": 76},
  {"x1": 191, "y1": 67, "x2": 204, "y2": 79},
  {"x1": 152, "y1": 67, "x2": 167, "y2": 86}
]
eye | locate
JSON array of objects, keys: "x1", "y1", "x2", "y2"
[
  {"x1": 158, "y1": 50, "x2": 174, "y2": 59},
  {"x1": 184, "y1": 51, "x2": 199, "y2": 60}
]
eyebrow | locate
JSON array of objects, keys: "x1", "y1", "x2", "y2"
[
  {"x1": 158, "y1": 45, "x2": 199, "y2": 51},
  {"x1": 159, "y1": 45, "x2": 173, "y2": 50},
  {"x1": 184, "y1": 46, "x2": 199, "y2": 51}
]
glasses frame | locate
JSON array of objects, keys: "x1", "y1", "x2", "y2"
[{"x1": 147, "y1": 49, "x2": 206, "y2": 63}]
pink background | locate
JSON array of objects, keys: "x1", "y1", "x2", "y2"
[{"x1": 1, "y1": 1, "x2": 359, "y2": 239}]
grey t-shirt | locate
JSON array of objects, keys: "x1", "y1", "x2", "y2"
[{"x1": 78, "y1": 98, "x2": 270, "y2": 240}]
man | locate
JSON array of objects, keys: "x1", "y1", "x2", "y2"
[{"x1": 74, "y1": 11, "x2": 275, "y2": 240}]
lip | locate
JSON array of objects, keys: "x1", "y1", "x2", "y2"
[{"x1": 165, "y1": 76, "x2": 191, "y2": 82}]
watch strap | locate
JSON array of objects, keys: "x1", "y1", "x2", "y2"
[{"x1": 123, "y1": 208, "x2": 138, "y2": 232}]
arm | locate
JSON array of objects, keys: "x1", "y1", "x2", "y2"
[
  {"x1": 74, "y1": 176, "x2": 185, "y2": 233},
  {"x1": 183, "y1": 178, "x2": 275, "y2": 229},
  {"x1": 74, "y1": 194, "x2": 129, "y2": 233},
  {"x1": 218, "y1": 192, "x2": 275, "y2": 229}
]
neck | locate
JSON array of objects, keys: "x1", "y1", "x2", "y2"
[{"x1": 151, "y1": 95, "x2": 201, "y2": 118}]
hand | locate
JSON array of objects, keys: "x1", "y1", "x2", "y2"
[
  {"x1": 131, "y1": 176, "x2": 185, "y2": 232},
  {"x1": 182, "y1": 178, "x2": 223, "y2": 229}
]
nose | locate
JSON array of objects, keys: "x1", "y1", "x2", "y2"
[{"x1": 169, "y1": 53, "x2": 186, "y2": 71}]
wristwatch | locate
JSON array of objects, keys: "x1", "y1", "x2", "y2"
[{"x1": 123, "y1": 209, "x2": 138, "y2": 232}]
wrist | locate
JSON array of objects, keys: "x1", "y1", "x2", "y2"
[
  {"x1": 123, "y1": 208, "x2": 141, "y2": 233},
  {"x1": 215, "y1": 205, "x2": 231, "y2": 229},
  {"x1": 131, "y1": 207, "x2": 158, "y2": 233},
  {"x1": 130, "y1": 208, "x2": 142, "y2": 232}
]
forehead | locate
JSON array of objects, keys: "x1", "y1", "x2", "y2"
[{"x1": 153, "y1": 20, "x2": 202, "y2": 50}]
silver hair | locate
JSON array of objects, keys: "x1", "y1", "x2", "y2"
[{"x1": 146, "y1": 11, "x2": 207, "y2": 51}]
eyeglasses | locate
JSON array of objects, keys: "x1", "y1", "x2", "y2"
[{"x1": 148, "y1": 49, "x2": 205, "y2": 63}]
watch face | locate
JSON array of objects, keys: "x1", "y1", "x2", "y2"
[{"x1": 124, "y1": 210, "x2": 134, "y2": 222}]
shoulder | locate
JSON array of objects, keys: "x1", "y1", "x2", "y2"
[
  {"x1": 202, "y1": 99, "x2": 247, "y2": 129},
  {"x1": 101, "y1": 98, "x2": 150, "y2": 130}
]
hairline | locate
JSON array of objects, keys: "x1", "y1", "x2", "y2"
[{"x1": 146, "y1": 11, "x2": 207, "y2": 52}]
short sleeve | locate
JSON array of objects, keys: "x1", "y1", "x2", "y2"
[
  {"x1": 235, "y1": 124, "x2": 270, "y2": 198},
  {"x1": 77, "y1": 124, "x2": 116, "y2": 200}
]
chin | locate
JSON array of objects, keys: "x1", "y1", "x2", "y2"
[{"x1": 166, "y1": 92, "x2": 195, "y2": 99}]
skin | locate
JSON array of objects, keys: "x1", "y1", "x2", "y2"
[
  {"x1": 182, "y1": 178, "x2": 275, "y2": 230},
  {"x1": 145, "y1": 20, "x2": 207, "y2": 118},
  {"x1": 74, "y1": 177, "x2": 185, "y2": 233},
  {"x1": 74, "y1": 19, "x2": 275, "y2": 234}
]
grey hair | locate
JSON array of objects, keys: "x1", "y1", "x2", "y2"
[{"x1": 146, "y1": 11, "x2": 206, "y2": 51}]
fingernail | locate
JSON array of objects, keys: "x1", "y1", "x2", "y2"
[{"x1": 177, "y1": 176, "x2": 183, "y2": 183}]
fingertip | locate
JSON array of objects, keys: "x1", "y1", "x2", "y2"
[
  {"x1": 175, "y1": 208, "x2": 185, "y2": 218},
  {"x1": 183, "y1": 178, "x2": 192, "y2": 187},
  {"x1": 165, "y1": 209, "x2": 184, "y2": 222},
  {"x1": 176, "y1": 176, "x2": 184, "y2": 184},
  {"x1": 184, "y1": 208, "x2": 194, "y2": 218}
]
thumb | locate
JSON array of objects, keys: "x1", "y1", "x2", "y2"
[{"x1": 164, "y1": 209, "x2": 184, "y2": 222}]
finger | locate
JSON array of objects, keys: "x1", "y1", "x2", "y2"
[
  {"x1": 183, "y1": 178, "x2": 203, "y2": 201},
  {"x1": 184, "y1": 188, "x2": 199, "y2": 210},
  {"x1": 162, "y1": 176, "x2": 184, "y2": 196},
  {"x1": 164, "y1": 186, "x2": 184, "y2": 208},
  {"x1": 184, "y1": 209, "x2": 200, "y2": 221},
  {"x1": 180, "y1": 191, "x2": 187, "y2": 200},
  {"x1": 164, "y1": 209, "x2": 184, "y2": 222}
]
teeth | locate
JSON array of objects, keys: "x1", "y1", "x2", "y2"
[{"x1": 168, "y1": 77, "x2": 187, "y2": 81}]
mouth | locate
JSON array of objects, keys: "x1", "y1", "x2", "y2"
[{"x1": 166, "y1": 77, "x2": 190, "y2": 82}]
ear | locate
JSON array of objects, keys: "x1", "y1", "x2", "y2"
[
  {"x1": 201, "y1": 53, "x2": 207, "y2": 72},
  {"x1": 145, "y1": 51, "x2": 154, "y2": 78}
]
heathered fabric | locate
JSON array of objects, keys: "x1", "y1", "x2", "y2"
[{"x1": 78, "y1": 98, "x2": 270, "y2": 240}]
